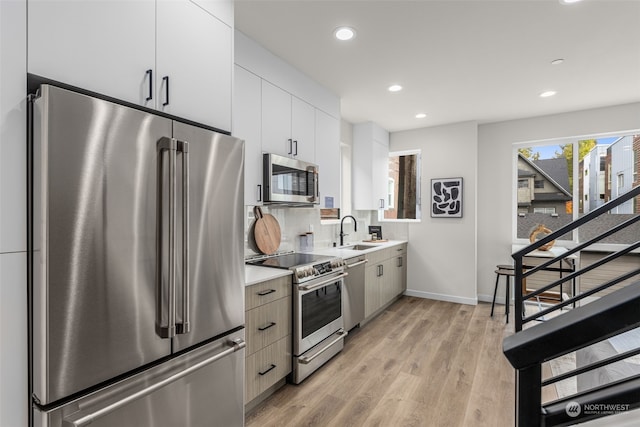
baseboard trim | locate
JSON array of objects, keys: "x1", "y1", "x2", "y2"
[
  {"x1": 404, "y1": 289, "x2": 478, "y2": 306},
  {"x1": 478, "y1": 293, "x2": 507, "y2": 305}
]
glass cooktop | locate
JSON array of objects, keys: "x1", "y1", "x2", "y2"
[{"x1": 246, "y1": 253, "x2": 331, "y2": 270}]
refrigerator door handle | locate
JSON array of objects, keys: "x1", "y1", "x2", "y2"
[
  {"x1": 176, "y1": 140, "x2": 190, "y2": 334},
  {"x1": 62, "y1": 338, "x2": 246, "y2": 427},
  {"x1": 156, "y1": 137, "x2": 177, "y2": 338}
]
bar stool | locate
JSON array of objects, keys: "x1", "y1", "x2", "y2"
[{"x1": 491, "y1": 264, "x2": 515, "y2": 323}]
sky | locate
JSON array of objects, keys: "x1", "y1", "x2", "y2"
[{"x1": 532, "y1": 136, "x2": 620, "y2": 160}]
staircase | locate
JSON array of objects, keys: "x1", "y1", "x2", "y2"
[{"x1": 503, "y1": 186, "x2": 640, "y2": 426}]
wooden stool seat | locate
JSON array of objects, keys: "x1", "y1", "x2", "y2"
[{"x1": 491, "y1": 266, "x2": 514, "y2": 323}]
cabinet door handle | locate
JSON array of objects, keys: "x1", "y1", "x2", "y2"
[
  {"x1": 288, "y1": 139, "x2": 293, "y2": 155},
  {"x1": 397, "y1": 257, "x2": 403, "y2": 267},
  {"x1": 146, "y1": 69, "x2": 153, "y2": 101},
  {"x1": 257, "y1": 184, "x2": 262, "y2": 202},
  {"x1": 258, "y1": 364, "x2": 277, "y2": 376},
  {"x1": 258, "y1": 321, "x2": 276, "y2": 331},
  {"x1": 257, "y1": 288, "x2": 276, "y2": 296},
  {"x1": 162, "y1": 76, "x2": 170, "y2": 106},
  {"x1": 293, "y1": 140, "x2": 298, "y2": 156},
  {"x1": 377, "y1": 264, "x2": 383, "y2": 277}
]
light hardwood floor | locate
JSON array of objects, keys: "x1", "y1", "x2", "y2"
[{"x1": 246, "y1": 296, "x2": 516, "y2": 427}]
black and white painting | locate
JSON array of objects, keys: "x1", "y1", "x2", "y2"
[{"x1": 431, "y1": 177, "x2": 463, "y2": 218}]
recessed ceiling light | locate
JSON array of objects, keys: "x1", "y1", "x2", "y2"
[
  {"x1": 551, "y1": 58, "x2": 564, "y2": 65},
  {"x1": 415, "y1": 113, "x2": 427, "y2": 119},
  {"x1": 540, "y1": 90, "x2": 557, "y2": 98},
  {"x1": 559, "y1": 0, "x2": 583, "y2": 4},
  {"x1": 388, "y1": 84, "x2": 403, "y2": 92},
  {"x1": 334, "y1": 27, "x2": 356, "y2": 41}
]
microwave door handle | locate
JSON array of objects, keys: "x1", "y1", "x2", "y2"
[
  {"x1": 307, "y1": 166, "x2": 319, "y2": 203},
  {"x1": 156, "y1": 137, "x2": 177, "y2": 338},
  {"x1": 176, "y1": 140, "x2": 190, "y2": 334}
]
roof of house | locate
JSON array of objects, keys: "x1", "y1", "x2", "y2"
[
  {"x1": 517, "y1": 154, "x2": 572, "y2": 198},
  {"x1": 533, "y1": 158, "x2": 571, "y2": 193},
  {"x1": 534, "y1": 193, "x2": 572, "y2": 202}
]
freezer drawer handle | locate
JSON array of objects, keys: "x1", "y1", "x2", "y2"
[{"x1": 62, "y1": 338, "x2": 246, "y2": 427}]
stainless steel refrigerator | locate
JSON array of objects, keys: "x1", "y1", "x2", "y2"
[{"x1": 29, "y1": 84, "x2": 245, "y2": 427}]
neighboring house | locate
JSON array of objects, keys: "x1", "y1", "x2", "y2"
[
  {"x1": 604, "y1": 135, "x2": 639, "y2": 214},
  {"x1": 517, "y1": 154, "x2": 572, "y2": 214},
  {"x1": 579, "y1": 145, "x2": 609, "y2": 213}
]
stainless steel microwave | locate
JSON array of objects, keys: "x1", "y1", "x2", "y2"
[{"x1": 263, "y1": 153, "x2": 319, "y2": 206}]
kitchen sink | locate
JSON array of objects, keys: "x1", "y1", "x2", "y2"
[{"x1": 346, "y1": 244, "x2": 377, "y2": 250}]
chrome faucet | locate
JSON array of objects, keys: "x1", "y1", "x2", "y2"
[{"x1": 339, "y1": 215, "x2": 357, "y2": 246}]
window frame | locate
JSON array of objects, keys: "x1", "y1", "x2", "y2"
[
  {"x1": 512, "y1": 130, "x2": 640, "y2": 252},
  {"x1": 379, "y1": 149, "x2": 422, "y2": 223}
]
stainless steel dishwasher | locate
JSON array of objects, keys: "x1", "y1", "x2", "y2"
[{"x1": 343, "y1": 254, "x2": 367, "y2": 331}]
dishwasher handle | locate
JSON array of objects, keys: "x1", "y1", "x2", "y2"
[{"x1": 346, "y1": 259, "x2": 368, "y2": 269}]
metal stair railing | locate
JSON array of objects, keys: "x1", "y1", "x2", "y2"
[
  {"x1": 503, "y1": 281, "x2": 640, "y2": 427},
  {"x1": 512, "y1": 185, "x2": 640, "y2": 332}
]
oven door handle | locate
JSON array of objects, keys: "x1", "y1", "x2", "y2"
[
  {"x1": 298, "y1": 272, "x2": 348, "y2": 291},
  {"x1": 298, "y1": 329, "x2": 347, "y2": 365}
]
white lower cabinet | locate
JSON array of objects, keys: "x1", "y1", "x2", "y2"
[
  {"x1": 364, "y1": 244, "x2": 407, "y2": 320},
  {"x1": 244, "y1": 276, "x2": 292, "y2": 405}
]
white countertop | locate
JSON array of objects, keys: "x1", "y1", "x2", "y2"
[
  {"x1": 245, "y1": 265, "x2": 292, "y2": 286},
  {"x1": 311, "y1": 239, "x2": 408, "y2": 259},
  {"x1": 244, "y1": 240, "x2": 408, "y2": 285}
]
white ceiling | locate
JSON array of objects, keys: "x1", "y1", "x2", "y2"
[{"x1": 234, "y1": 0, "x2": 640, "y2": 133}]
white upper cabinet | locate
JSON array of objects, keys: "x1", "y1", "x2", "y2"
[
  {"x1": 261, "y1": 80, "x2": 316, "y2": 163},
  {"x1": 353, "y1": 122, "x2": 390, "y2": 210},
  {"x1": 314, "y1": 110, "x2": 340, "y2": 209},
  {"x1": 28, "y1": 0, "x2": 232, "y2": 130},
  {"x1": 233, "y1": 65, "x2": 263, "y2": 206},
  {"x1": 261, "y1": 81, "x2": 292, "y2": 157},
  {"x1": 156, "y1": 0, "x2": 232, "y2": 130},
  {"x1": 291, "y1": 97, "x2": 315, "y2": 162},
  {"x1": 28, "y1": 0, "x2": 156, "y2": 108}
]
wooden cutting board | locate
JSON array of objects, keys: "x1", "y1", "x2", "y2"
[{"x1": 252, "y1": 206, "x2": 281, "y2": 255}]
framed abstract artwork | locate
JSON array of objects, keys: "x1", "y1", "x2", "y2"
[{"x1": 431, "y1": 177, "x2": 463, "y2": 218}]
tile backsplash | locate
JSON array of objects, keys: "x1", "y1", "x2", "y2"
[{"x1": 244, "y1": 206, "x2": 408, "y2": 257}]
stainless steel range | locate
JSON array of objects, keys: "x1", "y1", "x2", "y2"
[{"x1": 247, "y1": 252, "x2": 348, "y2": 383}]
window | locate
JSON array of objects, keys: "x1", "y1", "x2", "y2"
[
  {"x1": 534, "y1": 207, "x2": 556, "y2": 214},
  {"x1": 382, "y1": 150, "x2": 421, "y2": 220},
  {"x1": 534, "y1": 180, "x2": 544, "y2": 189},
  {"x1": 514, "y1": 132, "x2": 639, "y2": 245},
  {"x1": 387, "y1": 177, "x2": 395, "y2": 209}
]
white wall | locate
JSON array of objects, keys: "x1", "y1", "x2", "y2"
[
  {"x1": 391, "y1": 121, "x2": 478, "y2": 305},
  {"x1": 0, "y1": 0, "x2": 28, "y2": 426},
  {"x1": 477, "y1": 102, "x2": 640, "y2": 304}
]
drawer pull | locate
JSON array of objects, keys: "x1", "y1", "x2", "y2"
[
  {"x1": 257, "y1": 289, "x2": 276, "y2": 296},
  {"x1": 258, "y1": 321, "x2": 276, "y2": 331},
  {"x1": 258, "y1": 364, "x2": 276, "y2": 376}
]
